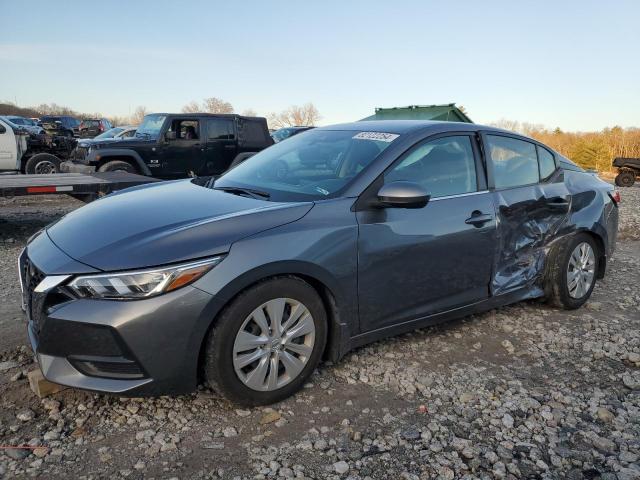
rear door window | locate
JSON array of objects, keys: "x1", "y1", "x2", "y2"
[
  {"x1": 206, "y1": 118, "x2": 235, "y2": 140},
  {"x1": 487, "y1": 135, "x2": 539, "y2": 189}
]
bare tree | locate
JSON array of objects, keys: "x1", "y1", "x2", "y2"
[
  {"x1": 202, "y1": 97, "x2": 234, "y2": 114},
  {"x1": 181, "y1": 101, "x2": 200, "y2": 113},
  {"x1": 130, "y1": 106, "x2": 149, "y2": 125},
  {"x1": 242, "y1": 108, "x2": 258, "y2": 117},
  {"x1": 268, "y1": 103, "x2": 320, "y2": 129}
]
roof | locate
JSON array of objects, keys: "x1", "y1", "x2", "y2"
[
  {"x1": 360, "y1": 104, "x2": 473, "y2": 123},
  {"x1": 148, "y1": 113, "x2": 267, "y2": 120},
  {"x1": 320, "y1": 120, "x2": 471, "y2": 134}
]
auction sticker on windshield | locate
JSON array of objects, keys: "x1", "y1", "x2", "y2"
[{"x1": 353, "y1": 132, "x2": 399, "y2": 142}]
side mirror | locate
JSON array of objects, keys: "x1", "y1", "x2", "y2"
[
  {"x1": 165, "y1": 131, "x2": 176, "y2": 141},
  {"x1": 376, "y1": 181, "x2": 430, "y2": 209}
]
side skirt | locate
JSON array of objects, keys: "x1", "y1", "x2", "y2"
[{"x1": 346, "y1": 287, "x2": 541, "y2": 353}]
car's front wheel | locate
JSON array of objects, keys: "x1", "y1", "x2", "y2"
[
  {"x1": 204, "y1": 277, "x2": 327, "y2": 405},
  {"x1": 545, "y1": 233, "x2": 599, "y2": 309}
]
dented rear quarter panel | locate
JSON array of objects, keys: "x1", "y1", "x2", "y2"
[{"x1": 490, "y1": 168, "x2": 618, "y2": 298}]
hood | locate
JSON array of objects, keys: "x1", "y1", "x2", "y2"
[
  {"x1": 47, "y1": 179, "x2": 313, "y2": 271},
  {"x1": 78, "y1": 137, "x2": 125, "y2": 147}
]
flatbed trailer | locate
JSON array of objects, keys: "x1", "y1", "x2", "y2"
[{"x1": 0, "y1": 172, "x2": 161, "y2": 199}]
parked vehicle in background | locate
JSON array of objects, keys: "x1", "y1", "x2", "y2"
[
  {"x1": 79, "y1": 118, "x2": 113, "y2": 138},
  {"x1": 271, "y1": 126, "x2": 314, "y2": 143},
  {"x1": 1, "y1": 116, "x2": 45, "y2": 135},
  {"x1": 77, "y1": 126, "x2": 137, "y2": 148},
  {"x1": 20, "y1": 121, "x2": 619, "y2": 405},
  {"x1": 613, "y1": 157, "x2": 640, "y2": 187},
  {"x1": 0, "y1": 117, "x2": 29, "y2": 171},
  {"x1": 38, "y1": 115, "x2": 81, "y2": 137},
  {"x1": 63, "y1": 113, "x2": 273, "y2": 177},
  {"x1": 0, "y1": 117, "x2": 78, "y2": 174}
]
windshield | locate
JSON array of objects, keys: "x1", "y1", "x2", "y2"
[
  {"x1": 214, "y1": 129, "x2": 397, "y2": 201},
  {"x1": 95, "y1": 127, "x2": 124, "y2": 139},
  {"x1": 136, "y1": 114, "x2": 166, "y2": 140}
]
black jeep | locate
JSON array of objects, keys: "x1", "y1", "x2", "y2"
[
  {"x1": 613, "y1": 157, "x2": 640, "y2": 187},
  {"x1": 62, "y1": 113, "x2": 273, "y2": 178}
]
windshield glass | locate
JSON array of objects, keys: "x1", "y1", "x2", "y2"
[
  {"x1": 136, "y1": 114, "x2": 166, "y2": 140},
  {"x1": 95, "y1": 127, "x2": 124, "y2": 139},
  {"x1": 214, "y1": 129, "x2": 397, "y2": 201}
]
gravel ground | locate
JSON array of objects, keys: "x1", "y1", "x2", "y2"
[{"x1": 0, "y1": 186, "x2": 639, "y2": 480}]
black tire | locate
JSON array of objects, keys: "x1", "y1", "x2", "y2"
[
  {"x1": 98, "y1": 160, "x2": 137, "y2": 173},
  {"x1": 545, "y1": 233, "x2": 599, "y2": 310},
  {"x1": 204, "y1": 277, "x2": 327, "y2": 406},
  {"x1": 615, "y1": 171, "x2": 636, "y2": 187},
  {"x1": 24, "y1": 153, "x2": 61, "y2": 175},
  {"x1": 228, "y1": 152, "x2": 257, "y2": 170}
]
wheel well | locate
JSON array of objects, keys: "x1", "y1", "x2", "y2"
[
  {"x1": 196, "y1": 273, "x2": 341, "y2": 384},
  {"x1": 97, "y1": 156, "x2": 139, "y2": 172},
  {"x1": 584, "y1": 231, "x2": 606, "y2": 279}
]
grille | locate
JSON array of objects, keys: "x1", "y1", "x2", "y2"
[{"x1": 23, "y1": 258, "x2": 46, "y2": 336}]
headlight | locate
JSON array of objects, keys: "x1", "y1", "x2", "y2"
[{"x1": 67, "y1": 257, "x2": 223, "y2": 300}]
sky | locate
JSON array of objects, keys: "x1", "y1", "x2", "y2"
[{"x1": 1, "y1": 0, "x2": 638, "y2": 131}]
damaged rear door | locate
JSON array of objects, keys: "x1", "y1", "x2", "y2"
[{"x1": 482, "y1": 133, "x2": 571, "y2": 296}]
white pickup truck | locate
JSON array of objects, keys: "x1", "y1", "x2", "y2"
[{"x1": 0, "y1": 117, "x2": 29, "y2": 172}]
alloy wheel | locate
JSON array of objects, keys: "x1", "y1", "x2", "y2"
[
  {"x1": 566, "y1": 242, "x2": 595, "y2": 299},
  {"x1": 232, "y1": 298, "x2": 315, "y2": 391}
]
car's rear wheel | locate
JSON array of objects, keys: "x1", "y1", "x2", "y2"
[
  {"x1": 204, "y1": 277, "x2": 327, "y2": 406},
  {"x1": 25, "y1": 153, "x2": 61, "y2": 174},
  {"x1": 615, "y1": 170, "x2": 636, "y2": 187},
  {"x1": 545, "y1": 233, "x2": 599, "y2": 310},
  {"x1": 98, "y1": 160, "x2": 137, "y2": 173}
]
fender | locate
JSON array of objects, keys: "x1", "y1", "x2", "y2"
[
  {"x1": 89, "y1": 148, "x2": 152, "y2": 175},
  {"x1": 184, "y1": 259, "x2": 353, "y2": 382}
]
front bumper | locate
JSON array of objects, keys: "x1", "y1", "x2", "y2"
[
  {"x1": 60, "y1": 161, "x2": 96, "y2": 174},
  {"x1": 20, "y1": 245, "x2": 217, "y2": 396}
]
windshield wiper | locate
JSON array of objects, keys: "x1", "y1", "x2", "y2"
[{"x1": 213, "y1": 186, "x2": 270, "y2": 200}]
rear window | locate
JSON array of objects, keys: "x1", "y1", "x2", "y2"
[
  {"x1": 240, "y1": 119, "x2": 272, "y2": 149},
  {"x1": 487, "y1": 135, "x2": 539, "y2": 189},
  {"x1": 82, "y1": 120, "x2": 100, "y2": 127}
]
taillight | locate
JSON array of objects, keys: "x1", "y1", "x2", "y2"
[{"x1": 610, "y1": 190, "x2": 621, "y2": 205}]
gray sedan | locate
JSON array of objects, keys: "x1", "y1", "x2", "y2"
[{"x1": 19, "y1": 121, "x2": 618, "y2": 405}]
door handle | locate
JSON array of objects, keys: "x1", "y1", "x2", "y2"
[{"x1": 465, "y1": 211, "x2": 493, "y2": 227}]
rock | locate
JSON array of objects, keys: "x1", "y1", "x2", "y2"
[
  {"x1": 622, "y1": 372, "x2": 640, "y2": 389},
  {"x1": 501, "y1": 340, "x2": 515, "y2": 354},
  {"x1": 235, "y1": 409, "x2": 251, "y2": 417},
  {"x1": 596, "y1": 407, "x2": 615, "y2": 422},
  {"x1": 5, "y1": 447, "x2": 31, "y2": 460},
  {"x1": 333, "y1": 460, "x2": 349, "y2": 474},
  {"x1": 401, "y1": 426, "x2": 421, "y2": 441},
  {"x1": 591, "y1": 435, "x2": 616, "y2": 453},
  {"x1": 0, "y1": 360, "x2": 19, "y2": 372},
  {"x1": 203, "y1": 442, "x2": 225, "y2": 450},
  {"x1": 259, "y1": 411, "x2": 281, "y2": 425},
  {"x1": 10, "y1": 371, "x2": 24, "y2": 381},
  {"x1": 16, "y1": 409, "x2": 35, "y2": 422},
  {"x1": 32, "y1": 447, "x2": 48, "y2": 458},
  {"x1": 502, "y1": 413, "x2": 514, "y2": 428},
  {"x1": 222, "y1": 426, "x2": 238, "y2": 437},
  {"x1": 133, "y1": 461, "x2": 145, "y2": 470}
]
